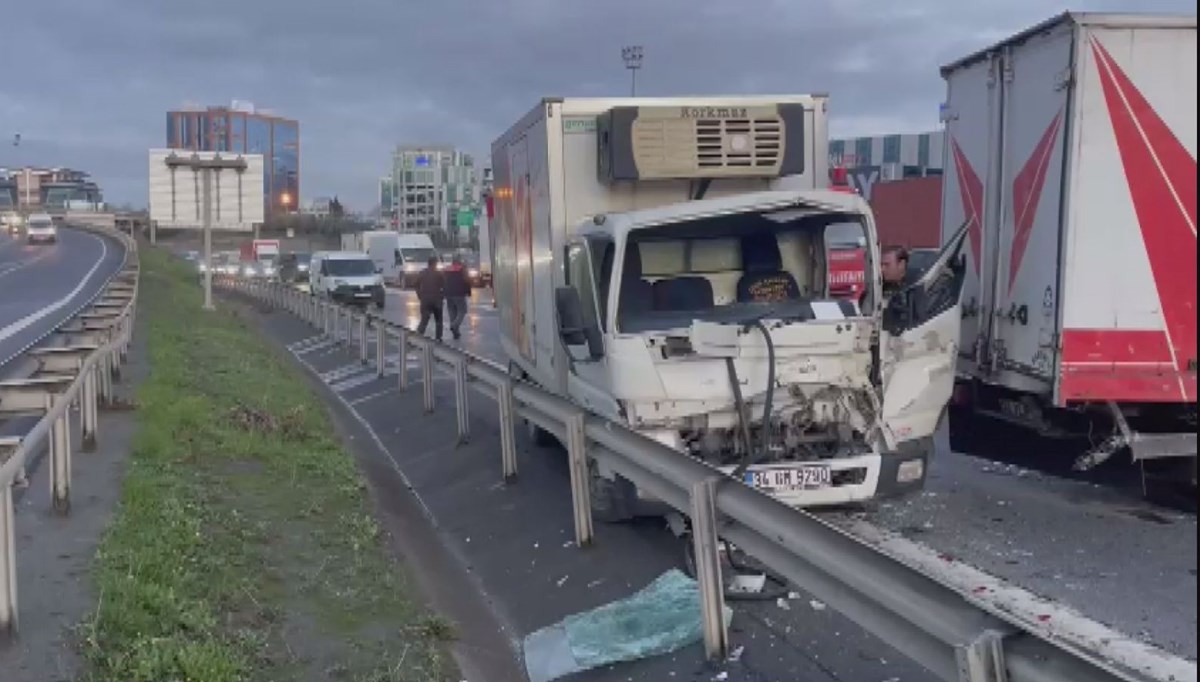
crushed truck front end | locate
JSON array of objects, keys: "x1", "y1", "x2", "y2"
[{"x1": 557, "y1": 190, "x2": 967, "y2": 510}]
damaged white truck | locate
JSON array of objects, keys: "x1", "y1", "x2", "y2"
[{"x1": 491, "y1": 97, "x2": 969, "y2": 520}]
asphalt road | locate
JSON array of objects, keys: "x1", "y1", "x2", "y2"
[
  {"x1": 0, "y1": 226, "x2": 126, "y2": 371},
  {"x1": 372, "y1": 286, "x2": 1196, "y2": 662}
]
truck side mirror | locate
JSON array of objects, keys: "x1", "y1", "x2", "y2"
[{"x1": 555, "y1": 287, "x2": 604, "y2": 360}]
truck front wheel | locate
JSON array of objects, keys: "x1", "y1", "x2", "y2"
[{"x1": 589, "y1": 461, "x2": 636, "y2": 523}]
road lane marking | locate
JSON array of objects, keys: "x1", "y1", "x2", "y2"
[
  {"x1": 348, "y1": 387, "x2": 398, "y2": 405},
  {"x1": 328, "y1": 372, "x2": 380, "y2": 393},
  {"x1": 0, "y1": 249, "x2": 53, "y2": 280},
  {"x1": 0, "y1": 233, "x2": 108, "y2": 345},
  {"x1": 285, "y1": 342, "x2": 437, "y2": 523}
]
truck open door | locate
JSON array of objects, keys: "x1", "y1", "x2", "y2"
[{"x1": 877, "y1": 220, "x2": 971, "y2": 450}]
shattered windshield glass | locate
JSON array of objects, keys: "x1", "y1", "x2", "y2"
[{"x1": 613, "y1": 208, "x2": 869, "y2": 333}]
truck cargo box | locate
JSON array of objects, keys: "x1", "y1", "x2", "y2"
[
  {"x1": 940, "y1": 12, "x2": 1196, "y2": 407},
  {"x1": 491, "y1": 96, "x2": 829, "y2": 392}
]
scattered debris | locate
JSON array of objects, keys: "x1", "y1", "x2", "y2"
[
  {"x1": 809, "y1": 599, "x2": 827, "y2": 611},
  {"x1": 712, "y1": 672, "x2": 729, "y2": 681},
  {"x1": 727, "y1": 645, "x2": 744, "y2": 663},
  {"x1": 776, "y1": 597, "x2": 791, "y2": 611},
  {"x1": 556, "y1": 575, "x2": 569, "y2": 587},
  {"x1": 729, "y1": 574, "x2": 767, "y2": 595}
]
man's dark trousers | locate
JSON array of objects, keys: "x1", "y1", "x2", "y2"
[{"x1": 418, "y1": 302, "x2": 444, "y2": 341}]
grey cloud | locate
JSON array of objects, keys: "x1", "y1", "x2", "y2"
[{"x1": 1, "y1": 0, "x2": 1194, "y2": 208}]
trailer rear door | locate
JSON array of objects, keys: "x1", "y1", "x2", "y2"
[
  {"x1": 1058, "y1": 22, "x2": 1197, "y2": 405},
  {"x1": 940, "y1": 52, "x2": 1003, "y2": 379},
  {"x1": 988, "y1": 20, "x2": 1074, "y2": 392}
]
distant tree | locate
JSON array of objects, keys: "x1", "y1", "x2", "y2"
[{"x1": 329, "y1": 196, "x2": 345, "y2": 218}]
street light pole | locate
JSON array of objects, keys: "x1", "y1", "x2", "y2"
[
  {"x1": 201, "y1": 167, "x2": 214, "y2": 310},
  {"x1": 164, "y1": 152, "x2": 247, "y2": 312},
  {"x1": 621, "y1": 45, "x2": 644, "y2": 96}
]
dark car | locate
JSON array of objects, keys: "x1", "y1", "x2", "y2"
[{"x1": 278, "y1": 252, "x2": 312, "y2": 284}]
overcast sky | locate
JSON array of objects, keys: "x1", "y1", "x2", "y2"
[{"x1": 1, "y1": 0, "x2": 1193, "y2": 209}]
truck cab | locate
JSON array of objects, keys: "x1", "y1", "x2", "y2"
[
  {"x1": 553, "y1": 190, "x2": 968, "y2": 511},
  {"x1": 492, "y1": 97, "x2": 968, "y2": 517}
]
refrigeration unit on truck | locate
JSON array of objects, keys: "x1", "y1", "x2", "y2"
[
  {"x1": 938, "y1": 13, "x2": 1197, "y2": 483},
  {"x1": 492, "y1": 96, "x2": 971, "y2": 519}
]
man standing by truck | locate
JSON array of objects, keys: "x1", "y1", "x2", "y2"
[
  {"x1": 415, "y1": 256, "x2": 445, "y2": 342},
  {"x1": 443, "y1": 254, "x2": 471, "y2": 341}
]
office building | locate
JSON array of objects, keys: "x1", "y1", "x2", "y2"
[
  {"x1": 829, "y1": 131, "x2": 944, "y2": 200},
  {"x1": 0, "y1": 166, "x2": 103, "y2": 210},
  {"x1": 166, "y1": 101, "x2": 299, "y2": 217},
  {"x1": 380, "y1": 145, "x2": 479, "y2": 237}
]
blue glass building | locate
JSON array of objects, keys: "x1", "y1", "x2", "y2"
[{"x1": 167, "y1": 104, "x2": 299, "y2": 217}]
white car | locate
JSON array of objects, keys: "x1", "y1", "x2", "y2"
[
  {"x1": 310, "y1": 251, "x2": 386, "y2": 309},
  {"x1": 25, "y1": 214, "x2": 57, "y2": 244}
]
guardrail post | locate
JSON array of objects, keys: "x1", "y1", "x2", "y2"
[
  {"x1": 397, "y1": 328, "x2": 410, "y2": 392},
  {"x1": 956, "y1": 630, "x2": 1009, "y2": 682},
  {"x1": 498, "y1": 379, "x2": 518, "y2": 481},
  {"x1": 49, "y1": 395, "x2": 71, "y2": 514},
  {"x1": 0, "y1": 485, "x2": 16, "y2": 638},
  {"x1": 421, "y1": 341, "x2": 435, "y2": 413},
  {"x1": 565, "y1": 411, "x2": 593, "y2": 547},
  {"x1": 359, "y1": 314, "x2": 369, "y2": 364},
  {"x1": 375, "y1": 323, "x2": 387, "y2": 377},
  {"x1": 81, "y1": 365, "x2": 98, "y2": 451},
  {"x1": 453, "y1": 356, "x2": 470, "y2": 444},
  {"x1": 691, "y1": 477, "x2": 728, "y2": 661},
  {"x1": 322, "y1": 301, "x2": 331, "y2": 336},
  {"x1": 98, "y1": 352, "x2": 113, "y2": 406}
]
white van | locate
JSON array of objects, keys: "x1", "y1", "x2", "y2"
[
  {"x1": 309, "y1": 251, "x2": 386, "y2": 308},
  {"x1": 393, "y1": 234, "x2": 438, "y2": 287},
  {"x1": 25, "y1": 213, "x2": 57, "y2": 244}
]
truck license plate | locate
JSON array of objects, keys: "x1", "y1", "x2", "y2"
[{"x1": 744, "y1": 466, "x2": 831, "y2": 491}]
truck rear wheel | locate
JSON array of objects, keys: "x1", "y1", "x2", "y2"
[{"x1": 589, "y1": 460, "x2": 635, "y2": 523}]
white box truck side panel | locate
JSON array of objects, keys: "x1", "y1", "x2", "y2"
[
  {"x1": 940, "y1": 56, "x2": 1002, "y2": 379},
  {"x1": 1058, "y1": 23, "x2": 1197, "y2": 405},
  {"x1": 529, "y1": 109, "x2": 561, "y2": 391},
  {"x1": 493, "y1": 112, "x2": 544, "y2": 378},
  {"x1": 989, "y1": 20, "x2": 1074, "y2": 392}
]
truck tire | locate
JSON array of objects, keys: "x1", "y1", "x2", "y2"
[
  {"x1": 525, "y1": 418, "x2": 558, "y2": 448},
  {"x1": 589, "y1": 460, "x2": 635, "y2": 523}
]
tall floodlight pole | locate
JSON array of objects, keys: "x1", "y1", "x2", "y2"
[
  {"x1": 164, "y1": 152, "x2": 247, "y2": 311},
  {"x1": 622, "y1": 45, "x2": 644, "y2": 96}
]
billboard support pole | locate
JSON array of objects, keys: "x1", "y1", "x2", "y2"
[
  {"x1": 162, "y1": 152, "x2": 248, "y2": 312},
  {"x1": 202, "y1": 168, "x2": 214, "y2": 310}
]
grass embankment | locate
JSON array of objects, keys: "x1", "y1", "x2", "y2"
[{"x1": 81, "y1": 249, "x2": 456, "y2": 681}]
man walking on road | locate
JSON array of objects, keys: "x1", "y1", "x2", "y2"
[
  {"x1": 415, "y1": 256, "x2": 445, "y2": 341},
  {"x1": 443, "y1": 254, "x2": 471, "y2": 341}
]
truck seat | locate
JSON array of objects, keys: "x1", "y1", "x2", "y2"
[
  {"x1": 652, "y1": 276, "x2": 715, "y2": 311},
  {"x1": 736, "y1": 233, "x2": 800, "y2": 303}
]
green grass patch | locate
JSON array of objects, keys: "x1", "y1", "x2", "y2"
[{"x1": 81, "y1": 249, "x2": 457, "y2": 681}]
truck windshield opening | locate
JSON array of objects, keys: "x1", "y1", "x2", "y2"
[{"x1": 612, "y1": 210, "x2": 870, "y2": 333}]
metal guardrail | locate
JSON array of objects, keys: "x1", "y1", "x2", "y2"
[
  {"x1": 226, "y1": 277, "x2": 1196, "y2": 682},
  {"x1": 0, "y1": 225, "x2": 139, "y2": 636}
]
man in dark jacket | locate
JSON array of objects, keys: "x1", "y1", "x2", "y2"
[
  {"x1": 443, "y1": 254, "x2": 471, "y2": 340},
  {"x1": 415, "y1": 256, "x2": 445, "y2": 341}
]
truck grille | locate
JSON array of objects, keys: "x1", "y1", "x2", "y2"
[
  {"x1": 629, "y1": 114, "x2": 786, "y2": 178},
  {"x1": 695, "y1": 117, "x2": 782, "y2": 169}
]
